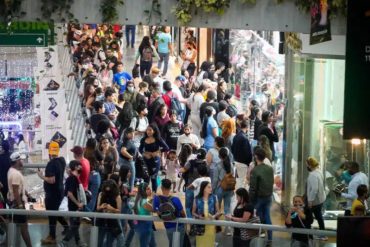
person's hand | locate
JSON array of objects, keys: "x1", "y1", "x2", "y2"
[
  {"x1": 101, "y1": 203, "x2": 107, "y2": 209},
  {"x1": 78, "y1": 203, "x2": 84, "y2": 209},
  {"x1": 197, "y1": 215, "x2": 205, "y2": 220},
  {"x1": 225, "y1": 214, "x2": 232, "y2": 220},
  {"x1": 308, "y1": 202, "x2": 313, "y2": 208},
  {"x1": 106, "y1": 204, "x2": 114, "y2": 212}
]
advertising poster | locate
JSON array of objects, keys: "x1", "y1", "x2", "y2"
[
  {"x1": 309, "y1": 0, "x2": 332, "y2": 45},
  {"x1": 343, "y1": 1, "x2": 370, "y2": 139}
]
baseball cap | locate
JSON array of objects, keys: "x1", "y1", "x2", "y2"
[
  {"x1": 176, "y1": 75, "x2": 187, "y2": 85},
  {"x1": 10, "y1": 152, "x2": 26, "y2": 162},
  {"x1": 48, "y1": 141, "x2": 60, "y2": 156},
  {"x1": 70, "y1": 146, "x2": 84, "y2": 156}
]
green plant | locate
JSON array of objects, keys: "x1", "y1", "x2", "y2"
[
  {"x1": 100, "y1": 0, "x2": 124, "y2": 23},
  {"x1": 40, "y1": 0, "x2": 75, "y2": 22},
  {"x1": 294, "y1": 0, "x2": 347, "y2": 17},
  {"x1": 144, "y1": 0, "x2": 162, "y2": 25}
]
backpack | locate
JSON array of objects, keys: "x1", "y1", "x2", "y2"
[
  {"x1": 220, "y1": 172, "x2": 236, "y2": 191},
  {"x1": 142, "y1": 46, "x2": 153, "y2": 62},
  {"x1": 157, "y1": 196, "x2": 177, "y2": 221},
  {"x1": 163, "y1": 93, "x2": 182, "y2": 116}
]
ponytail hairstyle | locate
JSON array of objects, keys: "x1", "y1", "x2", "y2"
[
  {"x1": 219, "y1": 147, "x2": 231, "y2": 174},
  {"x1": 201, "y1": 106, "x2": 214, "y2": 138}
]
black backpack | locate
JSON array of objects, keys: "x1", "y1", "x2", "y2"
[{"x1": 157, "y1": 196, "x2": 177, "y2": 221}]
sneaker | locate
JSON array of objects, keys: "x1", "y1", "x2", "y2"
[
  {"x1": 82, "y1": 217, "x2": 92, "y2": 223},
  {"x1": 316, "y1": 236, "x2": 328, "y2": 241},
  {"x1": 57, "y1": 240, "x2": 68, "y2": 247},
  {"x1": 41, "y1": 235, "x2": 56, "y2": 245}
]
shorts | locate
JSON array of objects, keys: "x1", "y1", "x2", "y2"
[{"x1": 9, "y1": 202, "x2": 28, "y2": 224}]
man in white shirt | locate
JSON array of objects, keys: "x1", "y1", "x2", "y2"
[
  {"x1": 176, "y1": 124, "x2": 200, "y2": 156},
  {"x1": 7, "y1": 152, "x2": 32, "y2": 247},
  {"x1": 341, "y1": 161, "x2": 369, "y2": 215}
]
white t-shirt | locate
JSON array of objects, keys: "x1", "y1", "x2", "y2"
[
  {"x1": 176, "y1": 133, "x2": 201, "y2": 155},
  {"x1": 191, "y1": 177, "x2": 212, "y2": 196},
  {"x1": 7, "y1": 167, "x2": 27, "y2": 203}
]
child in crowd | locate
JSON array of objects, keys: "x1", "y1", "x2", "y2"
[
  {"x1": 187, "y1": 164, "x2": 211, "y2": 197},
  {"x1": 351, "y1": 184, "x2": 368, "y2": 216},
  {"x1": 285, "y1": 195, "x2": 313, "y2": 247},
  {"x1": 165, "y1": 150, "x2": 179, "y2": 193}
]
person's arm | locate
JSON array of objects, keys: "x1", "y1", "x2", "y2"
[
  {"x1": 67, "y1": 191, "x2": 83, "y2": 210},
  {"x1": 230, "y1": 211, "x2": 252, "y2": 223},
  {"x1": 121, "y1": 146, "x2": 133, "y2": 160},
  {"x1": 152, "y1": 45, "x2": 160, "y2": 59},
  {"x1": 106, "y1": 196, "x2": 122, "y2": 213},
  {"x1": 159, "y1": 138, "x2": 170, "y2": 153},
  {"x1": 12, "y1": 184, "x2": 23, "y2": 207},
  {"x1": 212, "y1": 127, "x2": 218, "y2": 138},
  {"x1": 192, "y1": 200, "x2": 204, "y2": 219},
  {"x1": 342, "y1": 181, "x2": 359, "y2": 200},
  {"x1": 285, "y1": 211, "x2": 293, "y2": 227},
  {"x1": 96, "y1": 193, "x2": 106, "y2": 211},
  {"x1": 37, "y1": 165, "x2": 56, "y2": 184},
  {"x1": 192, "y1": 135, "x2": 201, "y2": 149},
  {"x1": 206, "y1": 152, "x2": 213, "y2": 165}
]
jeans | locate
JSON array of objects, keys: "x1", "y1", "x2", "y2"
[
  {"x1": 138, "y1": 228, "x2": 156, "y2": 247},
  {"x1": 125, "y1": 25, "x2": 136, "y2": 47},
  {"x1": 185, "y1": 189, "x2": 194, "y2": 218},
  {"x1": 311, "y1": 203, "x2": 325, "y2": 230},
  {"x1": 158, "y1": 52, "x2": 170, "y2": 76},
  {"x1": 254, "y1": 196, "x2": 272, "y2": 241},
  {"x1": 122, "y1": 204, "x2": 135, "y2": 247},
  {"x1": 63, "y1": 217, "x2": 80, "y2": 243},
  {"x1": 86, "y1": 171, "x2": 101, "y2": 212},
  {"x1": 98, "y1": 226, "x2": 125, "y2": 247},
  {"x1": 166, "y1": 225, "x2": 185, "y2": 247},
  {"x1": 216, "y1": 187, "x2": 234, "y2": 215},
  {"x1": 234, "y1": 161, "x2": 248, "y2": 189},
  {"x1": 145, "y1": 157, "x2": 160, "y2": 192},
  {"x1": 44, "y1": 196, "x2": 68, "y2": 238},
  {"x1": 140, "y1": 61, "x2": 153, "y2": 78},
  {"x1": 122, "y1": 159, "x2": 136, "y2": 192}
]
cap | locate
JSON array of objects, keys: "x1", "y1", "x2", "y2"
[
  {"x1": 176, "y1": 75, "x2": 187, "y2": 85},
  {"x1": 10, "y1": 152, "x2": 26, "y2": 162},
  {"x1": 71, "y1": 146, "x2": 84, "y2": 156},
  {"x1": 48, "y1": 141, "x2": 60, "y2": 156}
]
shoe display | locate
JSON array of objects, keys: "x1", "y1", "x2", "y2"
[
  {"x1": 44, "y1": 79, "x2": 60, "y2": 91},
  {"x1": 41, "y1": 235, "x2": 56, "y2": 245}
]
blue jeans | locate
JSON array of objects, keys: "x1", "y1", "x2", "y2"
[
  {"x1": 98, "y1": 227, "x2": 124, "y2": 247},
  {"x1": 87, "y1": 171, "x2": 101, "y2": 212},
  {"x1": 185, "y1": 189, "x2": 194, "y2": 218},
  {"x1": 122, "y1": 204, "x2": 135, "y2": 247},
  {"x1": 122, "y1": 159, "x2": 136, "y2": 191},
  {"x1": 126, "y1": 25, "x2": 136, "y2": 47},
  {"x1": 216, "y1": 187, "x2": 233, "y2": 215},
  {"x1": 158, "y1": 52, "x2": 170, "y2": 76},
  {"x1": 140, "y1": 61, "x2": 153, "y2": 78},
  {"x1": 137, "y1": 228, "x2": 156, "y2": 247},
  {"x1": 166, "y1": 225, "x2": 185, "y2": 247},
  {"x1": 254, "y1": 196, "x2": 272, "y2": 241}
]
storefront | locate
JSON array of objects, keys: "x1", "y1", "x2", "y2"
[{"x1": 283, "y1": 35, "x2": 370, "y2": 212}]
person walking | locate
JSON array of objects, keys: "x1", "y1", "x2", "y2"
[
  {"x1": 305, "y1": 157, "x2": 327, "y2": 241},
  {"x1": 7, "y1": 152, "x2": 33, "y2": 247},
  {"x1": 257, "y1": 111, "x2": 278, "y2": 161},
  {"x1": 125, "y1": 25, "x2": 136, "y2": 48},
  {"x1": 249, "y1": 147, "x2": 274, "y2": 244},
  {"x1": 156, "y1": 27, "x2": 173, "y2": 77},
  {"x1": 38, "y1": 141, "x2": 69, "y2": 245},
  {"x1": 136, "y1": 36, "x2": 159, "y2": 78}
]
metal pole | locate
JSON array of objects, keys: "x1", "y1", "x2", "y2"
[
  {"x1": 89, "y1": 225, "x2": 99, "y2": 247},
  {"x1": 172, "y1": 221, "x2": 180, "y2": 247},
  {"x1": 7, "y1": 222, "x2": 16, "y2": 247}
]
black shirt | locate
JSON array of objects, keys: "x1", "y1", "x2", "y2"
[
  {"x1": 285, "y1": 207, "x2": 314, "y2": 243},
  {"x1": 163, "y1": 122, "x2": 183, "y2": 150},
  {"x1": 44, "y1": 157, "x2": 66, "y2": 200},
  {"x1": 0, "y1": 152, "x2": 11, "y2": 199},
  {"x1": 65, "y1": 175, "x2": 80, "y2": 211},
  {"x1": 233, "y1": 203, "x2": 254, "y2": 237},
  {"x1": 90, "y1": 113, "x2": 110, "y2": 134},
  {"x1": 121, "y1": 139, "x2": 137, "y2": 161}
]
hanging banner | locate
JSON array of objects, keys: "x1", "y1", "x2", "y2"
[
  {"x1": 309, "y1": 0, "x2": 332, "y2": 45},
  {"x1": 343, "y1": 1, "x2": 370, "y2": 139}
]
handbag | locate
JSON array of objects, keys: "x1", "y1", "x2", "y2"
[
  {"x1": 189, "y1": 223, "x2": 205, "y2": 236},
  {"x1": 240, "y1": 216, "x2": 261, "y2": 241}
]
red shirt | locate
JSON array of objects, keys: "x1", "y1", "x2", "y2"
[{"x1": 79, "y1": 158, "x2": 90, "y2": 190}]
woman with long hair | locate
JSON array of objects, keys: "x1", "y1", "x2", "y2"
[
  {"x1": 96, "y1": 179, "x2": 123, "y2": 247},
  {"x1": 258, "y1": 135, "x2": 273, "y2": 162},
  {"x1": 187, "y1": 84, "x2": 207, "y2": 137},
  {"x1": 139, "y1": 124, "x2": 169, "y2": 192},
  {"x1": 177, "y1": 143, "x2": 196, "y2": 192},
  {"x1": 15, "y1": 134, "x2": 28, "y2": 155},
  {"x1": 83, "y1": 84, "x2": 96, "y2": 117},
  {"x1": 221, "y1": 118, "x2": 236, "y2": 151},
  {"x1": 202, "y1": 106, "x2": 219, "y2": 151},
  {"x1": 84, "y1": 138, "x2": 103, "y2": 212},
  {"x1": 225, "y1": 188, "x2": 255, "y2": 247},
  {"x1": 181, "y1": 41, "x2": 197, "y2": 77},
  {"x1": 119, "y1": 127, "x2": 137, "y2": 190},
  {"x1": 99, "y1": 136, "x2": 118, "y2": 181},
  {"x1": 136, "y1": 36, "x2": 159, "y2": 78},
  {"x1": 192, "y1": 181, "x2": 221, "y2": 247},
  {"x1": 134, "y1": 182, "x2": 156, "y2": 247}
]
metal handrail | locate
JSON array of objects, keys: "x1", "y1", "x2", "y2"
[{"x1": 0, "y1": 209, "x2": 336, "y2": 237}]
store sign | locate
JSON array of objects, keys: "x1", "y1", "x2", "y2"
[
  {"x1": 309, "y1": 0, "x2": 332, "y2": 45},
  {"x1": 0, "y1": 21, "x2": 53, "y2": 47},
  {"x1": 344, "y1": 1, "x2": 370, "y2": 139}
]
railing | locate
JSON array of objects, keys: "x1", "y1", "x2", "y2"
[{"x1": 0, "y1": 209, "x2": 336, "y2": 247}]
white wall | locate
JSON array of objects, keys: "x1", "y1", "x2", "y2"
[{"x1": 301, "y1": 34, "x2": 346, "y2": 56}]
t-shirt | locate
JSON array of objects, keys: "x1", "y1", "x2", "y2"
[
  {"x1": 217, "y1": 111, "x2": 230, "y2": 126},
  {"x1": 90, "y1": 113, "x2": 110, "y2": 134},
  {"x1": 157, "y1": 32, "x2": 171, "y2": 54},
  {"x1": 121, "y1": 139, "x2": 137, "y2": 161},
  {"x1": 7, "y1": 167, "x2": 27, "y2": 203},
  {"x1": 164, "y1": 121, "x2": 183, "y2": 150},
  {"x1": 113, "y1": 71, "x2": 132, "y2": 94},
  {"x1": 104, "y1": 101, "x2": 116, "y2": 115},
  {"x1": 233, "y1": 204, "x2": 254, "y2": 237},
  {"x1": 79, "y1": 158, "x2": 90, "y2": 190},
  {"x1": 65, "y1": 175, "x2": 80, "y2": 211},
  {"x1": 204, "y1": 117, "x2": 218, "y2": 150},
  {"x1": 191, "y1": 177, "x2": 212, "y2": 196},
  {"x1": 351, "y1": 199, "x2": 366, "y2": 215},
  {"x1": 153, "y1": 195, "x2": 184, "y2": 229},
  {"x1": 44, "y1": 157, "x2": 66, "y2": 200}
]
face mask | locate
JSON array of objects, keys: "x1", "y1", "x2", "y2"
[{"x1": 127, "y1": 87, "x2": 134, "y2": 93}]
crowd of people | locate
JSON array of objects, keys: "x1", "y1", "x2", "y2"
[{"x1": 0, "y1": 23, "x2": 368, "y2": 247}]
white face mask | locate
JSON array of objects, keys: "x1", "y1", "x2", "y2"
[{"x1": 127, "y1": 87, "x2": 134, "y2": 93}]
